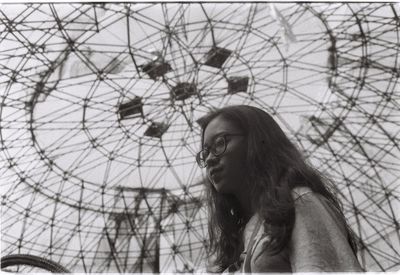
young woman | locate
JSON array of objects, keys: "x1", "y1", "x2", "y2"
[{"x1": 196, "y1": 105, "x2": 363, "y2": 272}]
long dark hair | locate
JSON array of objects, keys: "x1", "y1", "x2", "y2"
[{"x1": 199, "y1": 105, "x2": 358, "y2": 271}]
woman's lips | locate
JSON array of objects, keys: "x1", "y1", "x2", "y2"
[{"x1": 210, "y1": 168, "x2": 223, "y2": 182}]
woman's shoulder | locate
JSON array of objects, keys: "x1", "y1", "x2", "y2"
[
  {"x1": 291, "y1": 186, "x2": 314, "y2": 201},
  {"x1": 290, "y1": 186, "x2": 348, "y2": 233},
  {"x1": 291, "y1": 186, "x2": 338, "y2": 212},
  {"x1": 289, "y1": 188, "x2": 362, "y2": 271},
  {"x1": 290, "y1": 185, "x2": 348, "y2": 238}
]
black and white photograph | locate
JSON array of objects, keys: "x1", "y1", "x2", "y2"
[{"x1": 0, "y1": 1, "x2": 399, "y2": 273}]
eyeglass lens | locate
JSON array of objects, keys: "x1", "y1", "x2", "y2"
[
  {"x1": 213, "y1": 136, "x2": 225, "y2": 155},
  {"x1": 201, "y1": 136, "x2": 226, "y2": 160}
]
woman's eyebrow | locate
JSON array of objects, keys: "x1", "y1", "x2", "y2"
[{"x1": 203, "y1": 131, "x2": 230, "y2": 147}]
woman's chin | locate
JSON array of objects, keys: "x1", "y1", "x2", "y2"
[
  {"x1": 210, "y1": 174, "x2": 230, "y2": 193},
  {"x1": 212, "y1": 179, "x2": 227, "y2": 193}
]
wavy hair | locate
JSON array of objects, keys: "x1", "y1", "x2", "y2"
[{"x1": 199, "y1": 105, "x2": 358, "y2": 272}]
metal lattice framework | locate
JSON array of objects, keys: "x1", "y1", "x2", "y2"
[{"x1": 1, "y1": 3, "x2": 399, "y2": 273}]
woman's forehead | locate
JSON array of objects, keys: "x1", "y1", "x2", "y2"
[{"x1": 203, "y1": 116, "x2": 239, "y2": 142}]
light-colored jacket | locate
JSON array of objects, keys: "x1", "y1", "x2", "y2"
[{"x1": 225, "y1": 186, "x2": 363, "y2": 273}]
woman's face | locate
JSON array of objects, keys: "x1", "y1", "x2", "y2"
[{"x1": 203, "y1": 115, "x2": 247, "y2": 195}]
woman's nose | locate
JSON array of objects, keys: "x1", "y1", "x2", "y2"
[{"x1": 205, "y1": 152, "x2": 219, "y2": 167}]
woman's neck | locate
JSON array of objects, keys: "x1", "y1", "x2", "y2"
[{"x1": 235, "y1": 192, "x2": 254, "y2": 222}]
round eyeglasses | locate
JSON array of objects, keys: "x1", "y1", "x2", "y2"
[{"x1": 196, "y1": 133, "x2": 244, "y2": 168}]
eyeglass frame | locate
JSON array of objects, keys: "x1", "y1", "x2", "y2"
[{"x1": 196, "y1": 133, "x2": 244, "y2": 168}]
